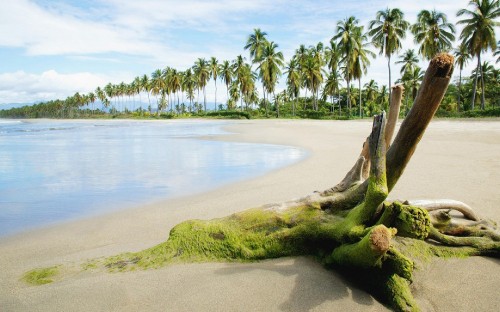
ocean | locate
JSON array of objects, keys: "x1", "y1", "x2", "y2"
[{"x1": 0, "y1": 119, "x2": 305, "y2": 237}]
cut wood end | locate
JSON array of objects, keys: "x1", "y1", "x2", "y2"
[
  {"x1": 370, "y1": 225, "x2": 395, "y2": 253},
  {"x1": 392, "y1": 84, "x2": 404, "y2": 92},
  {"x1": 430, "y1": 53, "x2": 454, "y2": 78}
]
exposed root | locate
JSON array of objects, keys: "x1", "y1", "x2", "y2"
[{"x1": 407, "y1": 199, "x2": 480, "y2": 221}]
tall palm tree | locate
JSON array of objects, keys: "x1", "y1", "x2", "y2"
[
  {"x1": 183, "y1": 68, "x2": 196, "y2": 112},
  {"x1": 453, "y1": 43, "x2": 471, "y2": 111},
  {"x1": 396, "y1": 49, "x2": 419, "y2": 75},
  {"x1": 219, "y1": 60, "x2": 233, "y2": 109},
  {"x1": 232, "y1": 55, "x2": 247, "y2": 111},
  {"x1": 285, "y1": 57, "x2": 301, "y2": 116},
  {"x1": 141, "y1": 74, "x2": 151, "y2": 110},
  {"x1": 151, "y1": 69, "x2": 166, "y2": 114},
  {"x1": 325, "y1": 40, "x2": 343, "y2": 113},
  {"x1": 104, "y1": 83, "x2": 115, "y2": 111},
  {"x1": 258, "y1": 41, "x2": 285, "y2": 117},
  {"x1": 209, "y1": 57, "x2": 219, "y2": 111},
  {"x1": 351, "y1": 26, "x2": 375, "y2": 117},
  {"x1": 244, "y1": 29, "x2": 269, "y2": 111},
  {"x1": 239, "y1": 64, "x2": 258, "y2": 111},
  {"x1": 333, "y1": 16, "x2": 361, "y2": 114},
  {"x1": 301, "y1": 54, "x2": 324, "y2": 111},
  {"x1": 457, "y1": 0, "x2": 500, "y2": 109},
  {"x1": 411, "y1": 10, "x2": 456, "y2": 60},
  {"x1": 369, "y1": 8, "x2": 409, "y2": 105},
  {"x1": 169, "y1": 69, "x2": 182, "y2": 110},
  {"x1": 95, "y1": 86, "x2": 108, "y2": 112},
  {"x1": 193, "y1": 58, "x2": 210, "y2": 111}
]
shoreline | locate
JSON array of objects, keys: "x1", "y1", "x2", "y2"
[{"x1": 1, "y1": 119, "x2": 499, "y2": 311}]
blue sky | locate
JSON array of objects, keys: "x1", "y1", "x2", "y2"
[{"x1": 0, "y1": 0, "x2": 496, "y2": 105}]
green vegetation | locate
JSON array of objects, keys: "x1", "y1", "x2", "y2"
[
  {"x1": 22, "y1": 266, "x2": 60, "y2": 285},
  {"x1": 1, "y1": 1, "x2": 498, "y2": 120}
]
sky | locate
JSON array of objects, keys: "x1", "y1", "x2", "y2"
[{"x1": 0, "y1": 0, "x2": 497, "y2": 106}]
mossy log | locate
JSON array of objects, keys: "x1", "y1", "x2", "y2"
[{"x1": 30, "y1": 54, "x2": 500, "y2": 312}]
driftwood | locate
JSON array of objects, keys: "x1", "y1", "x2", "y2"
[{"x1": 29, "y1": 54, "x2": 499, "y2": 312}]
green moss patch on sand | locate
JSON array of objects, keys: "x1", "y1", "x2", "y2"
[{"x1": 22, "y1": 265, "x2": 60, "y2": 285}]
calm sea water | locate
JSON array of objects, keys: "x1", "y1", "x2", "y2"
[{"x1": 0, "y1": 119, "x2": 304, "y2": 237}]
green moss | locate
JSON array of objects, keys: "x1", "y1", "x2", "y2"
[
  {"x1": 22, "y1": 266, "x2": 60, "y2": 285},
  {"x1": 103, "y1": 205, "x2": 344, "y2": 271},
  {"x1": 377, "y1": 202, "x2": 431, "y2": 240},
  {"x1": 384, "y1": 274, "x2": 419, "y2": 312}
]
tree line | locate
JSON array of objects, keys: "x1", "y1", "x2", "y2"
[{"x1": 1, "y1": 0, "x2": 498, "y2": 119}]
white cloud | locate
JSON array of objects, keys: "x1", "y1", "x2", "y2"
[{"x1": 0, "y1": 70, "x2": 131, "y2": 104}]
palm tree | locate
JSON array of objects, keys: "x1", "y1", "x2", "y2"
[
  {"x1": 454, "y1": 43, "x2": 471, "y2": 111},
  {"x1": 240, "y1": 64, "x2": 258, "y2": 111},
  {"x1": 169, "y1": 69, "x2": 182, "y2": 110},
  {"x1": 397, "y1": 66, "x2": 424, "y2": 115},
  {"x1": 351, "y1": 26, "x2": 375, "y2": 117},
  {"x1": 396, "y1": 49, "x2": 419, "y2": 75},
  {"x1": 95, "y1": 86, "x2": 108, "y2": 112},
  {"x1": 183, "y1": 69, "x2": 196, "y2": 112},
  {"x1": 151, "y1": 69, "x2": 166, "y2": 114},
  {"x1": 322, "y1": 72, "x2": 341, "y2": 113},
  {"x1": 364, "y1": 79, "x2": 379, "y2": 103},
  {"x1": 457, "y1": 0, "x2": 500, "y2": 109},
  {"x1": 258, "y1": 41, "x2": 284, "y2": 117},
  {"x1": 140, "y1": 74, "x2": 151, "y2": 110},
  {"x1": 301, "y1": 54, "x2": 324, "y2": 111},
  {"x1": 193, "y1": 58, "x2": 210, "y2": 111},
  {"x1": 333, "y1": 16, "x2": 361, "y2": 115},
  {"x1": 369, "y1": 8, "x2": 409, "y2": 105},
  {"x1": 325, "y1": 40, "x2": 343, "y2": 113},
  {"x1": 285, "y1": 58, "x2": 301, "y2": 116},
  {"x1": 232, "y1": 55, "x2": 247, "y2": 111},
  {"x1": 219, "y1": 60, "x2": 233, "y2": 109},
  {"x1": 411, "y1": 10, "x2": 456, "y2": 60},
  {"x1": 405, "y1": 67, "x2": 425, "y2": 101},
  {"x1": 471, "y1": 61, "x2": 496, "y2": 105},
  {"x1": 209, "y1": 57, "x2": 219, "y2": 111},
  {"x1": 244, "y1": 28, "x2": 269, "y2": 64}
]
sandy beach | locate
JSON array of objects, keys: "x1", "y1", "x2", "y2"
[{"x1": 1, "y1": 119, "x2": 499, "y2": 311}]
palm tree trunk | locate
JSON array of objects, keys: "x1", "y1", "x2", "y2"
[
  {"x1": 204, "y1": 87, "x2": 207, "y2": 112},
  {"x1": 274, "y1": 91, "x2": 279, "y2": 118},
  {"x1": 471, "y1": 55, "x2": 479, "y2": 110},
  {"x1": 214, "y1": 79, "x2": 217, "y2": 111},
  {"x1": 359, "y1": 78, "x2": 362, "y2": 118},
  {"x1": 338, "y1": 89, "x2": 341, "y2": 117},
  {"x1": 388, "y1": 55, "x2": 392, "y2": 107},
  {"x1": 347, "y1": 78, "x2": 351, "y2": 116},
  {"x1": 479, "y1": 56, "x2": 485, "y2": 110},
  {"x1": 458, "y1": 68, "x2": 462, "y2": 112}
]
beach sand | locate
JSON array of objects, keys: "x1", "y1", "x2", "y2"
[{"x1": 1, "y1": 119, "x2": 499, "y2": 311}]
